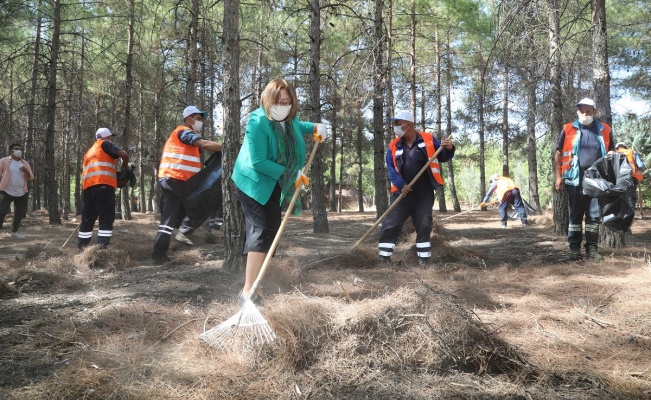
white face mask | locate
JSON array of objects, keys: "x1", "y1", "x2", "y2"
[
  {"x1": 577, "y1": 112, "x2": 594, "y2": 126},
  {"x1": 393, "y1": 124, "x2": 406, "y2": 137},
  {"x1": 191, "y1": 118, "x2": 203, "y2": 132},
  {"x1": 12, "y1": 149, "x2": 22, "y2": 158},
  {"x1": 270, "y1": 105, "x2": 291, "y2": 121}
]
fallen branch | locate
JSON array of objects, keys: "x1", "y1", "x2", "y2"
[{"x1": 573, "y1": 308, "x2": 614, "y2": 328}]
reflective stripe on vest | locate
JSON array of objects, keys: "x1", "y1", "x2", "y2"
[
  {"x1": 389, "y1": 132, "x2": 444, "y2": 193},
  {"x1": 616, "y1": 148, "x2": 644, "y2": 181},
  {"x1": 157, "y1": 126, "x2": 202, "y2": 181},
  {"x1": 560, "y1": 121, "x2": 611, "y2": 184},
  {"x1": 82, "y1": 140, "x2": 117, "y2": 190}
]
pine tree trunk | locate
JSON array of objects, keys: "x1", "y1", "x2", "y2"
[
  {"x1": 547, "y1": 0, "x2": 567, "y2": 235},
  {"x1": 592, "y1": 0, "x2": 622, "y2": 248},
  {"x1": 445, "y1": 32, "x2": 460, "y2": 212},
  {"x1": 356, "y1": 111, "x2": 365, "y2": 212},
  {"x1": 44, "y1": 0, "x2": 62, "y2": 225},
  {"x1": 222, "y1": 0, "x2": 245, "y2": 271},
  {"x1": 526, "y1": 5, "x2": 541, "y2": 211},
  {"x1": 373, "y1": 0, "x2": 389, "y2": 218},
  {"x1": 502, "y1": 67, "x2": 509, "y2": 177},
  {"x1": 120, "y1": 0, "x2": 135, "y2": 221},
  {"x1": 309, "y1": 0, "x2": 329, "y2": 233},
  {"x1": 27, "y1": 0, "x2": 43, "y2": 212},
  {"x1": 478, "y1": 71, "x2": 487, "y2": 200}
]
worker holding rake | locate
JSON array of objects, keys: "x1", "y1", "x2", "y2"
[
  {"x1": 231, "y1": 78, "x2": 330, "y2": 306},
  {"x1": 378, "y1": 110, "x2": 455, "y2": 267}
]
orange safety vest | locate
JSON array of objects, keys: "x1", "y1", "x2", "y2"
[
  {"x1": 82, "y1": 140, "x2": 117, "y2": 190},
  {"x1": 495, "y1": 177, "x2": 517, "y2": 201},
  {"x1": 157, "y1": 126, "x2": 201, "y2": 181},
  {"x1": 616, "y1": 148, "x2": 643, "y2": 181},
  {"x1": 388, "y1": 132, "x2": 444, "y2": 193},
  {"x1": 560, "y1": 121, "x2": 611, "y2": 178}
]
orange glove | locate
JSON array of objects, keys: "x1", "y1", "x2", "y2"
[{"x1": 294, "y1": 170, "x2": 310, "y2": 189}]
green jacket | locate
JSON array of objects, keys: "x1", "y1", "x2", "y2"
[{"x1": 232, "y1": 106, "x2": 315, "y2": 205}]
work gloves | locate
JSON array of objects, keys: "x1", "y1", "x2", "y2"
[
  {"x1": 314, "y1": 124, "x2": 330, "y2": 143},
  {"x1": 295, "y1": 170, "x2": 310, "y2": 189}
]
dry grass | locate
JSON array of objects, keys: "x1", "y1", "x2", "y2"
[{"x1": 1, "y1": 211, "x2": 650, "y2": 399}]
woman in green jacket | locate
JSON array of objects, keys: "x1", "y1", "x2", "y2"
[{"x1": 232, "y1": 78, "x2": 329, "y2": 305}]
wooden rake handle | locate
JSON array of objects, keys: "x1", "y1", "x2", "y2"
[
  {"x1": 247, "y1": 138, "x2": 322, "y2": 300},
  {"x1": 352, "y1": 135, "x2": 452, "y2": 249},
  {"x1": 61, "y1": 222, "x2": 81, "y2": 249}
]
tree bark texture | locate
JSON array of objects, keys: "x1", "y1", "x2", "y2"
[
  {"x1": 222, "y1": 0, "x2": 246, "y2": 271},
  {"x1": 592, "y1": 0, "x2": 622, "y2": 248},
  {"x1": 308, "y1": 0, "x2": 329, "y2": 233},
  {"x1": 373, "y1": 0, "x2": 389, "y2": 218},
  {"x1": 44, "y1": 0, "x2": 62, "y2": 224},
  {"x1": 547, "y1": 0, "x2": 568, "y2": 235}
]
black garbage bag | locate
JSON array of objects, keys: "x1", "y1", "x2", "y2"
[
  {"x1": 117, "y1": 166, "x2": 137, "y2": 188},
  {"x1": 582, "y1": 152, "x2": 636, "y2": 234},
  {"x1": 182, "y1": 152, "x2": 223, "y2": 229}
]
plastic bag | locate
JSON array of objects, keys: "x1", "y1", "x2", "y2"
[
  {"x1": 117, "y1": 166, "x2": 137, "y2": 188},
  {"x1": 182, "y1": 153, "x2": 223, "y2": 229},
  {"x1": 582, "y1": 152, "x2": 636, "y2": 234}
]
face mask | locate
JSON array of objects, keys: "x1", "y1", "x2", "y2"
[
  {"x1": 270, "y1": 105, "x2": 291, "y2": 121},
  {"x1": 393, "y1": 124, "x2": 406, "y2": 137},
  {"x1": 577, "y1": 112, "x2": 594, "y2": 126},
  {"x1": 12, "y1": 150, "x2": 22, "y2": 158},
  {"x1": 191, "y1": 118, "x2": 203, "y2": 132}
]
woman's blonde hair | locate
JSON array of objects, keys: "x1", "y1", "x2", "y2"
[{"x1": 260, "y1": 78, "x2": 298, "y2": 120}]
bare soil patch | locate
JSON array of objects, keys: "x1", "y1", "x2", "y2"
[{"x1": 0, "y1": 208, "x2": 650, "y2": 399}]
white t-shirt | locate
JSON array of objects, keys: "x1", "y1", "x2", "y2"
[{"x1": 4, "y1": 159, "x2": 27, "y2": 197}]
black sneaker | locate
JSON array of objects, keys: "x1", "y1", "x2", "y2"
[
  {"x1": 586, "y1": 251, "x2": 603, "y2": 261},
  {"x1": 151, "y1": 255, "x2": 170, "y2": 264},
  {"x1": 569, "y1": 249, "x2": 582, "y2": 261}
]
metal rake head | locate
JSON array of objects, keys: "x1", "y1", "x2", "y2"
[{"x1": 200, "y1": 300, "x2": 276, "y2": 350}]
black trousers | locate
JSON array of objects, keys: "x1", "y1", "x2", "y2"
[
  {"x1": 151, "y1": 179, "x2": 187, "y2": 259},
  {"x1": 78, "y1": 185, "x2": 115, "y2": 249},
  {"x1": 0, "y1": 191, "x2": 29, "y2": 232},
  {"x1": 567, "y1": 183, "x2": 600, "y2": 251},
  {"x1": 378, "y1": 189, "x2": 434, "y2": 260}
]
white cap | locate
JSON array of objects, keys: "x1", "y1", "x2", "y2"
[
  {"x1": 575, "y1": 98, "x2": 596, "y2": 108},
  {"x1": 490, "y1": 173, "x2": 500, "y2": 183},
  {"x1": 391, "y1": 110, "x2": 415, "y2": 123},
  {"x1": 615, "y1": 142, "x2": 627, "y2": 149},
  {"x1": 95, "y1": 128, "x2": 113, "y2": 139},
  {"x1": 183, "y1": 105, "x2": 207, "y2": 118}
]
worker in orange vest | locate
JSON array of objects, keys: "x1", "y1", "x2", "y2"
[
  {"x1": 378, "y1": 110, "x2": 455, "y2": 267},
  {"x1": 151, "y1": 106, "x2": 222, "y2": 262},
  {"x1": 554, "y1": 98, "x2": 615, "y2": 261},
  {"x1": 78, "y1": 128, "x2": 130, "y2": 250}
]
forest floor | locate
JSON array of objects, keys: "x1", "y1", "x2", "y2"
[{"x1": 0, "y1": 206, "x2": 650, "y2": 399}]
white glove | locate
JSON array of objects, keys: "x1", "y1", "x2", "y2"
[
  {"x1": 314, "y1": 124, "x2": 330, "y2": 143},
  {"x1": 294, "y1": 169, "x2": 310, "y2": 188}
]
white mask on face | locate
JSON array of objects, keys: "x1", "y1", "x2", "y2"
[
  {"x1": 191, "y1": 118, "x2": 203, "y2": 132},
  {"x1": 393, "y1": 124, "x2": 406, "y2": 137},
  {"x1": 270, "y1": 105, "x2": 291, "y2": 121},
  {"x1": 12, "y1": 149, "x2": 22, "y2": 158},
  {"x1": 577, "y1": 112, "x2": 594, "y2": 126}
]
